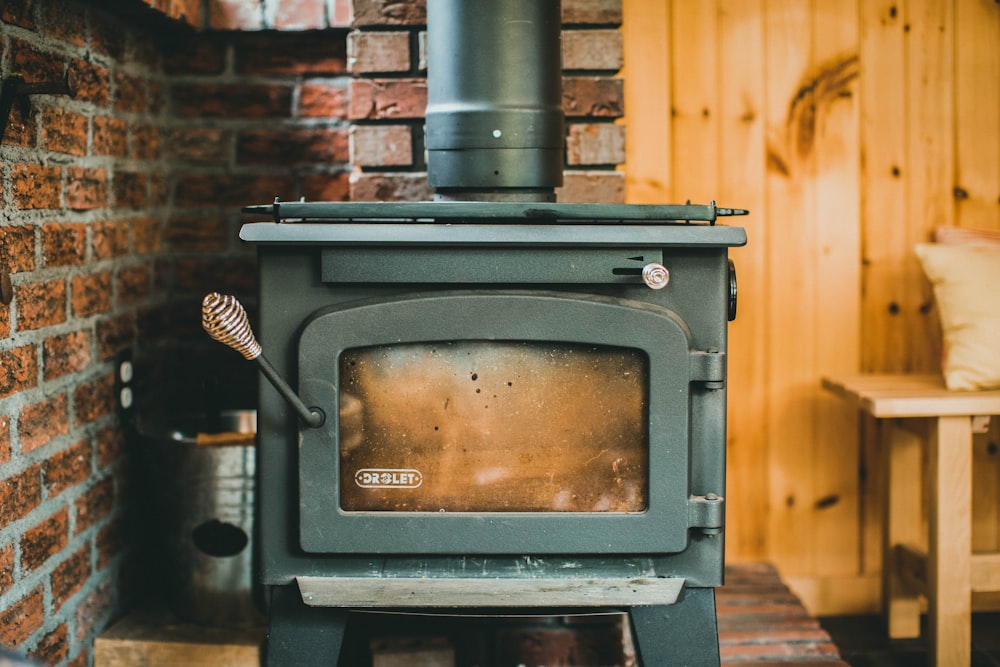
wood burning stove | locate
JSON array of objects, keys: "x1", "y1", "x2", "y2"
[{"x1": 203, "y1": 2, "x2": 747, "y2": 664}]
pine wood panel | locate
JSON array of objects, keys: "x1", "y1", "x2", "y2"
[
  {"x1": 623, "y1": 0, "x2": 1000, "y2": 614},
  {"x1": 718, "y1": 0, "x2": 769, "y2": 561}
]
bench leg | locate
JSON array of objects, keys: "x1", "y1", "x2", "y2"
[
  {"x1": 927, "y1": 416, "x2": 972, "y2": 667},
  {"x1": 882, "y1": 419, "x2": 922, "y2": 638}
]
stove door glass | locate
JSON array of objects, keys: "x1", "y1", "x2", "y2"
[{"x1": 339, "y1": 341, "x2": 649, "y2": 513}]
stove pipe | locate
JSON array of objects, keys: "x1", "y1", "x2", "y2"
[{"x1": 425, "y1": 0, "x2": 564, "y2": 202}]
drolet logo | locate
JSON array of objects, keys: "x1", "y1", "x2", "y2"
[{"x1": 355, "y1": 468, "x2": 423, "y2": 489}]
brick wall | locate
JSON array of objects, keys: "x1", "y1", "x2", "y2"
[
  {"x1": 347, "y1": 0, "x2": 625, "y2": 203},
  {"x1": 1, "y1": 1, "x2": 352, "y2": 664},
  {"x1": 2, "y1": 0, "x2": 625, "y2": 664}
]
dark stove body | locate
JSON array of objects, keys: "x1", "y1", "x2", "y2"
[{"x1": 243, "y1": 200, "x2": 745, "y2": 666}]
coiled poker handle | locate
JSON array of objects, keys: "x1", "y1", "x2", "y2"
[{"x1": 201, "y1": 293, "x2": 325, "y2": 428}]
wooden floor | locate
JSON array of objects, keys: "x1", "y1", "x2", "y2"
[{"x1": 720, "y1": 562, "x2": 848, "y2": 665}]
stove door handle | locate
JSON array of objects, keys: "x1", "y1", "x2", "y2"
[{"x1": 202, "y1": 293, "x2": 325, "y2": 428}]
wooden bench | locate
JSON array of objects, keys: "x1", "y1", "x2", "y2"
[{"x1": 822, "y1": 374, "x2": 1000, "y2": 666}]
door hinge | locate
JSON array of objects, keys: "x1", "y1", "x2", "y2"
[
  {"x1": 688, "y1": 494, "x2": 725, "y2": 534},
  {"x1": 689, "y1": 349, "x2": 726, "y2": 388}
]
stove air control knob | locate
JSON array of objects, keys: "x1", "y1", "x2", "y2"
[{"x1": 641, "y1": 262, "x2": 670, "y2": 290}]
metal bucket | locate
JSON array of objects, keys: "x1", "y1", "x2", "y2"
[{"x1": 135, "y1": 409, "x2": 263, "y2": 627}]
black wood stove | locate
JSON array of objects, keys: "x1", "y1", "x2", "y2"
[{"x1": 203, "y1": 2, "x2": 747, "y2": 664}]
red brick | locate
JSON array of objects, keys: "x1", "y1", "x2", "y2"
[
  {"x1": 166, "y1": 213, "x2": 229, "y2": 251},
  {"x1": 44, "y1": 330, "x2": 92, "y2": 380},
  {"x1": 0, "y1": 416, "x2": 10, "y2": 465},
  {"x1": 0, "y1": 303, "x2": 8, "y2": 340},
  {"x1": 11, "y1": 38, "x2": 64, "y2": 82},
  {"x1": 75, "y1": 477, "x2": 114, "y2": 534},
  {"x1": 348, "y1": 78, "x2": 427, "y2": 120},
  {"x1": 209, "y1": 0, "x2": 264, "y2": 29},
  {"x1": 350, "y1": 125, "x2": 412, "y2": 167},
  {"x1": 562, "y1": 0, "x2": 622, "y2": 25},
  {"x1": 12, "y1": 163, "x2": 61, "y2": 209},
  {"x1": 566, "y1": 122, "x2": 625, "y2": 165},
  {"x1": 40, "y1": 106, "x2": 88, "y2": 156},
  {"x1": 299, "y1": 82, "x2": 349, "y2": 118},
  {"x1": 95, "y1": 425, "x2": 125, "y2": 467},
  {"x1": 0, "y1": 542, "x2": 13, "y2": 594},
  {"x1": 164, "y1": 127, "x2": 231, "y2": 164},
  {"x1": 50, "y1": 547, "x2": 91, "y2": 614},
  {"x1": 563, "y1": 76, "x2": 624, "y2": 118},
  {"x1": 150, "y1": 171, "x2": 169, "y2": 206},
  {"x1": 274, "y1": 0, "x2": 325, "y2": 29},
  {"x1": 29, "y1": 623, "x2": 69, "y2": 665},
  {"x1": 97, "y1": 515, "x2": 126, "y2": 568},
  {"x1": 349, "y1": 172, "x2": 432, "y2": 202},
  {"x1": 172, "y1": 83, "x2": 293, "y2": 118},
  {"x1": 302, "y1": 172, "x2": 350, "y2": 202},
  {"x1": 163, "y1": 36, "x2": 227, "y2": 75},
  {"x1": 114, "y1": 171, "x2": 148, "y2": 208},
  {"x1": 70, "y1": 59, "x2": 111, "y2": 107},
  {"x1": 114, "y1": 71, "x2": 147, "y2": 113},
  {"x1": 237, "y1": 128, "x2": 349, "y2": 165},
  {"x1": 2, "y1": 101, "x2": 37, "y2": 147},
  {"x1": 21, "y1": 508, "x2": 69, "y2": 571},
  {"x1": 496, "y1": 626, "x2": 624, "y2": 666},
  {"x1": 89, "y1": 13, "x2": 126, "y2": 61},
  {"x1": 18, "y1": 393, "x2": 70, "y2": 452},
  {"x1": 116, "y1": 264, "x2": 151, "y2": 304},
  {"x1": 96, "y1": 313, "x2": 134, "y2": 362},
  {"x1": 0, "y1": 464, "x2": 42, "y2": 529},
  {"x1": 347, "y1": 30, "x2": 410, "y2": 73},
  {"x1": 562, "y1": 29, "x2": 623, "y2": 71},
  {"x1": 133, "y1": 217, "x2": 163, "y2": 254},
  {"x1": 92, "y1": 221, "x2": 129, "y2": 260},
  {"x1": 2, "y1": 1, "x2": 37, "y2": 29},
  {"x1": 0, "y1": 345, "x2": 38, "y2": 399},
  {"x1": 352, "y1": 0, "x2": 425, "y2": 26},
  {"x1": 73, "y1": 373, "x2": 115, "y2": 426},
  {"x1": 235, "y1": 32, "x2": 347, "y2": 75},
  {"x1": 0, "y1": 225, "x2": 36, "y2": 273},
  {"x1": 130, "y1": 123, "x2": 160, "y2": 160},
  {"x1": 557, "y1": 170, "x2": 625, "y2": 204},
  {"x1": 40, "y1": 1, "x2": 86, "y2": 47},
  {"x1": 71, "y1": 273, "x2": 113, "y2": 317},
  {"x1": 42, "y1": 223, "x2": 87, "y2": 267},
  {"x1": 0, "y1": 586, "x2": 44, "y2": 647},
  {"x1": 174, "y1": 173, "x2": 296, "y2": 207},
  {"x1": 66, "y1": 166, "x2": 108, "y2": 210},
  {"x1": 45, "y1": 439, "x2": 92, "y2": 498},
  {"x1": 93, "y1": 116, "x2": 128, "y2": 157},
  {"x1": 15, "y1": 279, "x2": 67, "y2": 331}
]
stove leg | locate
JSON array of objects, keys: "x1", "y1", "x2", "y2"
[
  {"x1": 266, "y1": 584, "x2": 348, "y2": 666},
  {"x1": 629, "y1": 587, "x2": 720, "y2": 667}
]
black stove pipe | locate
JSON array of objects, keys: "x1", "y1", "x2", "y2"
[{"x1": 425, "y1": 0, "x2": 564, "y2": 202}]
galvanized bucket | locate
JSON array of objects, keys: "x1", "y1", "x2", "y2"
[{"x1": 134, "y1": 409, "x2": 263, "y2": 627}]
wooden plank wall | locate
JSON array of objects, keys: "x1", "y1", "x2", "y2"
[{"x1": 622, "y1": 0, "x2": 1000, "y2": 614}]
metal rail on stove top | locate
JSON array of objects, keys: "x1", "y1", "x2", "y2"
[{"x1": 244, "y1": 199, "x2": 749, "y2": 225}]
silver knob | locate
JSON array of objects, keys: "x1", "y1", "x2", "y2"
[{"x1": 641, "y1": 263, "x2": 670, "y2": 290}]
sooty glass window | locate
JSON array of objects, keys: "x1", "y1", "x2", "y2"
[{"x1": 338, "y1": 341, "x2": 649, "y2": 513}]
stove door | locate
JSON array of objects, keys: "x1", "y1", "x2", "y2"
[{"x1": 297, "y1": 291, "x2": 696, "y2": 555}]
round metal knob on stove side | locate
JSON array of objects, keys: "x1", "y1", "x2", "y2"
[{"x1": 641, "y1": 262, "x2": 670, "y2": 290}]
